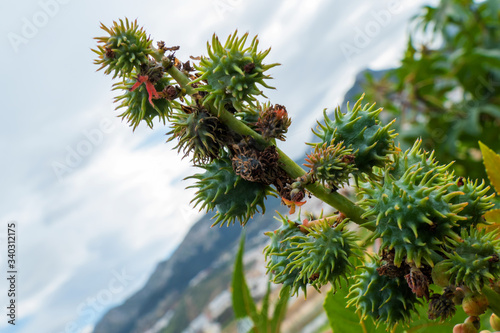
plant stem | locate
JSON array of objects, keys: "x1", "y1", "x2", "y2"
[
  {"x1": 482, "y1": 286, "x2": 500, "y2": 317},
  {"x1": 166, "y1": 65, "x2": 371, "y2": 228},
  {"x1": 165, "y1": 64, "x2": 198, "y2": 96}
]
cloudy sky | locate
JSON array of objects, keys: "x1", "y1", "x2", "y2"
[{"x1": 0, "y1": 0, "x2": 431, "y2": 332}]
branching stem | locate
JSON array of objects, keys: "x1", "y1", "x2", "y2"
[{"x1": 166, "y1": 65, "x2": 372, "y2": 229}]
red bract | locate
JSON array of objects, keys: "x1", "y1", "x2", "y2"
[
  {"x1": 130, "y1": 75, "x2": 160, "y2": 106},
  {"x1": 281, "y1": 197, "x2": 306, "y2": 214}
]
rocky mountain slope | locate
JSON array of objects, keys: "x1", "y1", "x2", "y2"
[{"x1": 93, "y1": 195, "x2": 284, "y2": 333}]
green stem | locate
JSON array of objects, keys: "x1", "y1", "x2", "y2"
[
  {"x1": 165, "y1": 65, "x2": 371, "y2": 228},
  {"x1": 166, "y1": 64, "x2": 198, "y2": 96},
  {"x1": 482, "y1": 286, "x2": 500, "y2": 317}
]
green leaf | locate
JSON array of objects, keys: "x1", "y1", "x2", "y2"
[
  {"x1": 473, "y1": 48, "x2": 500, "y2": 67},
  {"x1": 258, "y1": 282, "x2": 271, "y2": 330},
  {"x1": 270, "y1": 286, "x2": 290, "y2": 333},
  {"x1": 231, "y1": 231, "x2": 258, "y2": 323},
  {"x1": 479, "y1": 141, "x2": 500, "y2": 194},
  {"x1": 261, "y1": 283, "x2": 271, "y2": 317},
  {"x1": 232, "y1": 232, "x2": 289, "y2": 333}
]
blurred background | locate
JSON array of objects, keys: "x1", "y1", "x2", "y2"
[{"x1": 2, "y1": 0, "x2": 498, "y2": 332}]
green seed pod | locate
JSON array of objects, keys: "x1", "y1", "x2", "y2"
[
  {"x1": 310, "y1": 95, "x2": 397, "y2": 182},
  {"x1": 304, "y1": 141, "x2": 356, "y2": 189},
  {"x1": 193, "y1": 31, "x2": 279, "y2": 112},
  {"x1": 431, "y1": 261, "x2": 452, "y2": 288},
  {"x1": 389, "y1": 138, "x2": 453, "y2": 185},
  {"x1": 347, "y1": 258, "x2": 421, "y2": 330},
  {"x1": 168, "y1": 107, "x2": 229, "y2": 164},
  {"x1": 113, "y1": 75, "x2": 175, "y2": 130},
  {"x1": 187, "y1": 157, "x2": 274, "y2": 226},
  {"x1": 360, "y1": 165, "x2": 466, "y2": 267},
  {"x1": 448, "y1": 178, "x2": 495, "y2": 230},
  {"x1": 285, "y1": 219, "x2": 361, "y2": 291},
  {"x1": 93, "y1": 18, "x2": 153, "y2": 78},
  {"x1": 440, "y1": 228, "x2": 500, "y2": 293},
  {"x1": 264, "y1": 213, "x2": 308, "y2": 297}
]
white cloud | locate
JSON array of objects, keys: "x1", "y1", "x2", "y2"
[{"x1": 0, "y1": 120, "x2": 200, "y2": 332}]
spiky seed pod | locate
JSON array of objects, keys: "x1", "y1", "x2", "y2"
[
  {"x1": 440, "y1": 228, "x2": 500, "y2": 293},
  {"x1": 93, "y1": 18, "x2": 153, "y2": 78},
  {"x1": 347, "y1": 258, "x2": 421, "y2": 330},
  {"x1": 264, "y1": 213, "x2": 308, "y2": 297},
  {"x1": 304, "y1": 142, "x2": 356, "y2": 189},
  {"x1": 448, "y1": 178, "x2": 495, "y2": 229},
  {"x1": 255, "y1": 104, "x2": 291, "y2": 141},
  {"x1": 168, "y1": 107, "x2": 229, "y2": 164},
  {"x1": 360, "y1": 165, "x2": 467, "y2": 267},
  {"x1": 192, "y1": 31, "x2": 279, "y2": 112},
  {"x1": 187, "y1": 157, "x2": 274, "y2": 226},
  {"x1": 285, "y1": 219, "x2": 361, "y2": 291},
  {"x1": 389, "y1": 138, "x2": 453, "y2": 185},
  {"x1": 113, "y1": 75, "x2": 175, "y2": 130},
  {"x1": 310, "y1": 95, "x2": 397, "y2": 182}
]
